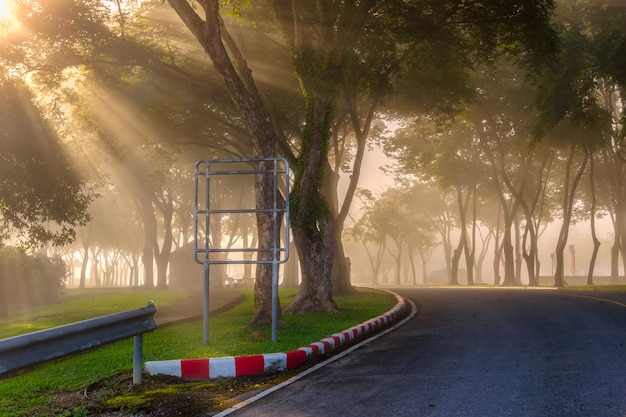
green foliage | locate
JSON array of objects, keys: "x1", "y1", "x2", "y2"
[
  {"x1": 0, "y1": 246, "x2": 68, "y2": 318},
  {"x1": 0, "y1": 288, "x2": 396, "y2": 417},
  {"x1": 534, "y1": 0, "x2": 626, "y2": 139},
  {"x1": 219, "y1": 0, "x2": 251, "y2": 19},
  {"x1": 0, "y1": 80, "x2": 93, "y2": 248}
]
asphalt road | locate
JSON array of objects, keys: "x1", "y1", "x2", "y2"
[{"x1": 219, "y1": 288, "x2": 626, "y2": 417}]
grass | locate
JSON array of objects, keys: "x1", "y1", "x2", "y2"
[
  {"x1": 0, "y1": 287, "x2": 397, "y2": 417},
  {"x1": 0, "y1": 288, "x2": 191, "y2": 339}
]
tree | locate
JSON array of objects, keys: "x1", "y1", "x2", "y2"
[
  {"x1": 0, "y1": 80, "x2": 92, "y2": 249},
  {"x1": 534, "y1": 0, "x2": 623, "y2": 286},
  {"x1": 1, "y1": 0, "x2": 560, "y2": 316},
  {"x1": 166, "y1": 0, "x2": 558, "y2": 311},
  {"x1": 2, "y1": 0, "x2": 258, "y2": 291}
]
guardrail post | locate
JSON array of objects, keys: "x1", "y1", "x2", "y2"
[{"x1": 134, "y1": 335, "x2": 143, "y2": 385}]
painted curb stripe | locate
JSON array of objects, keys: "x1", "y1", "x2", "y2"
[
  {"x1": 181, "y1": 358, "x2": 208, "y2": 380},
  {"x1": 235, "y1": 355, "x2": 264, "y2": 376},
  {"x1": 145, "y1": 359, "x2": 181, "y2": 377},
  {"x1": 286, "y1": 349, "x2": 308, "y2": 369},
  {"x1": 263, "y1": 352, "x2": 287, "y2": 372},
  {"x1": 209, "y1": 357, "x2": 236, "y2": 378},
  {"x1": 145, "y1": 291, "x2": 408, "y2": 380}
]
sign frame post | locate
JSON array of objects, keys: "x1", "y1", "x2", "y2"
[{"x1": 193, "y1": 158, "x2": 290, "y2": 345}]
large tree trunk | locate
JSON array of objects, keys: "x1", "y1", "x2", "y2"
[
  {"x1": 285, "y1": 98, "x2": 339, "y2": 313},
  {"x1": 288, "y1": 218, "x2": 337, "y2": 313},
  {"x1": 169, "y1": 0, "x2": 341, "y2": 315},
  {"x1": 167, "y1": 0, "x2": 285, "y2": 324},
  {"x1": 250, "y1": 161, "x2": 284, "y2": 326}
]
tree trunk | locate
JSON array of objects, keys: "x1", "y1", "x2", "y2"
[
  {"x1": 329, "y1": 190, "x2": 354, "y2": 295},
  {"x1": 167, "y1": 1, "x2": 286, "y2": 323},
  {"x1": 554, "y1": 141, "x2": 588, "y2": 287},
  {"x1": 451, "y1": 185, "x2": 469, "y2": 285},
  {"x1": 610, "y1": 235, "x2": 620, "y2": 283},
  {"x1": 79, "y1": 233, "x2": 90, "y2": 289},
  {"x1": 514, "y1": 216, "x2": 522, "y2": 285},
  {"x1": 501, "y1": 226, "x2": 516, "y2": 286},
  {"x1": 250, "y1": 161, "x2": 284, "y2": 326},
  {"x1": 284, "y1": 48, "x2": 342, "y2": 312},
  {"x1": 328, "y1": 98, "x2": 378, "y2": 295},
  {"x1": 493, "y1": 207, "x2": 503, "y2": 285},
  {"x1": 288, "y1": 218, "x2": 337, "y2": 313},
  {"x1": 419, "y1": 251, "x2": 428, "y2": 284},
  {"x1": 155, "y1": 195, "x2": 174, "y2": 289},
  {"x1": 388, "y1": 240, "x2": 402, "y2": 285},
  {"x1": 139, "y1": 197, "x2": 156, "y2": 289},
  {"x1": 450, "y1": 245, "x2": 462, "y2": 285},
  {"x1": 407, "y1": 245, "x2": 417, "y2": 285},
  {"x1": 282, "y1": 240, "x2": 299, "y2": 287},
  {"x1": 465, "y1": 183, "x2": 477, "y2": 286},
  {"x1": 587, "y1": 151, "x2": 599, "y2": 286},
  {"x1": 361, "y1": 241, "x2": 384, "y2": 286}
]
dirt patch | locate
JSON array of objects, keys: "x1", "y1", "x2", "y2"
[{"x1": 47, "y1": 371, "x2": 285, "y2": 417}]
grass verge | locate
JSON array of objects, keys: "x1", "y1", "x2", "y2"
[
  {"x1": 0, "y1": 287, "x2": 397, "y2": 417},
  {"x1": 0, "y1": 288, "x2": 191, "y2": 339}
]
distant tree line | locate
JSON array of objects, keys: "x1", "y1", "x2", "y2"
[{"x1": 0, "y1": 247, "x2": 67, "y2": 317}]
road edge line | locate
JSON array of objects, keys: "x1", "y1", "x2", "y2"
[{"x1": 210, "y1": 295, "x2": 418, "y2": 417}]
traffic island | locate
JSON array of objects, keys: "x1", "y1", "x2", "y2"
[{"x1": 145, "y1": 291, "x2": 409, "y2": 380}]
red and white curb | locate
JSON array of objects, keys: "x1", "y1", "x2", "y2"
[{"x1": 145, "y1": 291, "x2": 408, "y2": 380}]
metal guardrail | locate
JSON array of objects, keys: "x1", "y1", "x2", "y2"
[{"x1": 0, "y1": 301, "x2": 157, "y2": 384}]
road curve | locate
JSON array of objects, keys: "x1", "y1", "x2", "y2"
[{"x1": 218, "y1": 287, "x2": 626, "y2": 417}]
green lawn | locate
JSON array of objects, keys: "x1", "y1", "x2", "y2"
[
  {"x1": 0, "y1": 288, "x2": 191, "y2": 339},
  {"x1": 0, "y1": 287, "x2": 397, "y2": 417}
]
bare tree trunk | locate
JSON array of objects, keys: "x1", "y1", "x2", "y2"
[
  {"x1": 79, "y1": 231, "x2": 90, "y2": 289},
  {"x1": 583, "y1": 149, "x2": 599, "y2": 285},
  {"x1": 155, "y1": 193, "x2": 174, "y2": 289},
  {"x1": 328, "y1": 99, "x2": 378, "y2": 295},
  {"x1": 450, "y1": 186, "x2": 467, "y2": 285},
  {"x1": 555, "y1": 141, "x2": 588, "y2": 287},
  {"x1": 465, "y1": 182, "x2": 477, "y2": 286},
  {"x1": 493, "y1": 207, "x2": 503, "y2": 285}
]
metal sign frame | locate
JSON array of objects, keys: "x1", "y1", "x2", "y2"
[{"x1": 193, "y1": 158, "x2": 290, "y2": 344}]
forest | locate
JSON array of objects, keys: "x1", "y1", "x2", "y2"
[{"x1": 0, "y1": 0, "x2": 625, "y2": 322}]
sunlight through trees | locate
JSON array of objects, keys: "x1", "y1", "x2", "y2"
[{"x1": 0, "y1": 0, "x2": 625, "y2": 322}]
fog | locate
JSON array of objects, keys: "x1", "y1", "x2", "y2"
[{"x1": 1, "y1": 0, "x2": 625, "y2": 307}]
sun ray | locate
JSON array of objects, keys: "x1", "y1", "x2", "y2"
[{"x1": 0, "y1": 0, "x2": 14, "y2": 24}]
